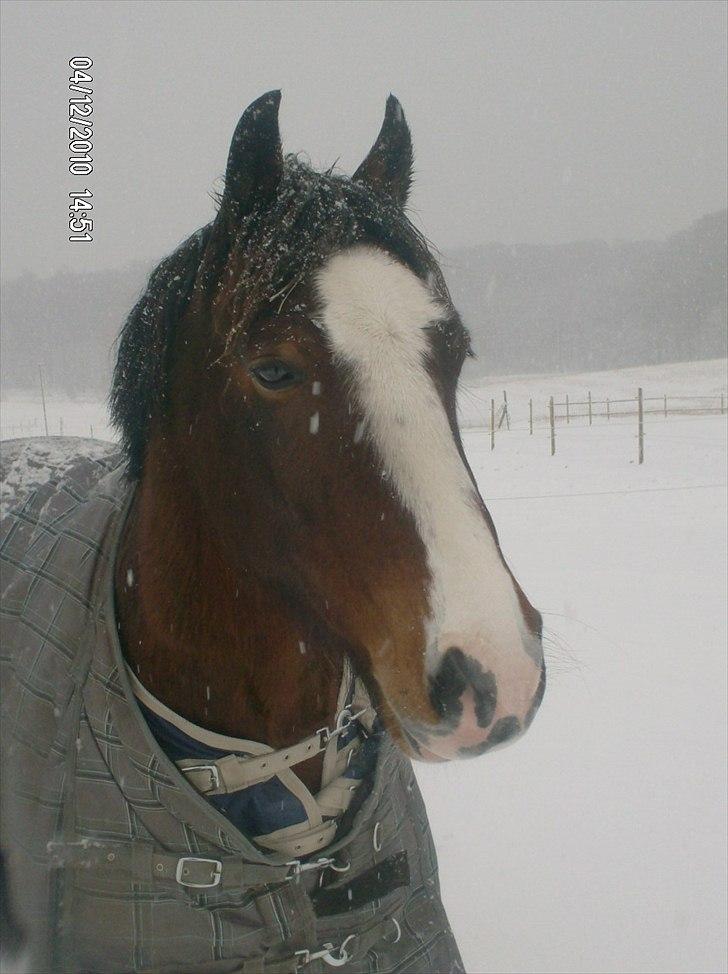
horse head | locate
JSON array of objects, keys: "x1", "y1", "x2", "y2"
[{"x1": 112, "y1": 91, "x2": 545, "y2": 763}]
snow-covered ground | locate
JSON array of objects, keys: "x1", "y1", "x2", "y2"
[
  {"x1": 420, "y1": 359, "x2": 728, "y2": 974},
  {"x1": 1, "y1": 358, "x2": 726, "y2": 973},
  {"x1": 0, "y1": 394, "x2": 114, "y2": 443}
]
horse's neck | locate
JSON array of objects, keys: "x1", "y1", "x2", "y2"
[{"x1": 114, "y1": 463, "x2": 342, "y2": 792}]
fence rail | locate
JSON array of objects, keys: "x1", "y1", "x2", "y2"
[{"x1": 552, "y1": 393, "x2": 725, "y2": 421}]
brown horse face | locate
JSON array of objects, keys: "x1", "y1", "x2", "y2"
[
  {"x1": 187, "y1": 239, "x2": 544, "y2": 762},
  {"x1": 180, "y1": 92, "x2": 544, "y2": 761}
]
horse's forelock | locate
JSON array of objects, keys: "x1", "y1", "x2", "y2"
[
  {"x1": 225, "y1": 156, "x2": 441, "y2": 309},
  {"x1": 111, "y1": 156, "x2": 443, "y2": 479}
]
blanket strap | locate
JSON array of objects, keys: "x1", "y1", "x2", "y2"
[
  {"x1": 48, "y1": 842, "x2": 310, "y2": 890},
  {"x1": 311, "y1": 851, "x2": 410, "y2": 917}
]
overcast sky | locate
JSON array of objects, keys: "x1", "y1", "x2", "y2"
[{"x1": 1, "y1": 0, "x2": 726, "y2": 281}]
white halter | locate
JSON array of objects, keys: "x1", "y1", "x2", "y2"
[{"x1": 128, "y1": 658, "x2": 375, "y2": 857}]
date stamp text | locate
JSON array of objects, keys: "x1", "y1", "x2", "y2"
[{"x1": 68, "y1": 57, "x2": 94, "y2": 243}]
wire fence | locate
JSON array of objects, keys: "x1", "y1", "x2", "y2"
[
  {"x1": 461, "y1": 389, "x2": 727, "y2": 464},
  {"x1": 552, "y1": 393, "x2": 725, "y2": 423}
]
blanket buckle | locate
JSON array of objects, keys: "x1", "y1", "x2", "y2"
[{"x1": 175, "y1": 856, "x2": 223, "y2": 888}]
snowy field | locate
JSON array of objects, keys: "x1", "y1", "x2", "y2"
[
  {"x1": 422, "y1": 359, "x2": 728, "y2": 974},
  {"x1": 1, "y1": 358, "x2": 727, "y2": 973}
]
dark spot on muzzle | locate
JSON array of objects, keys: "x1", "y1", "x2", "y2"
[
  {"x1": 458, "y1": 715, "x2": 522, "y2": 757},
  {"x1": 429, "y1": 647, "x2": 498, "y2": 729},
  {"x1": 488, "y1": 715, "x2": 522, "y2": 745}
]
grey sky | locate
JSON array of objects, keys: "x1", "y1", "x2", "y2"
[{"x1": 1, "y1": 0, "x2": 726, "y2": 281}]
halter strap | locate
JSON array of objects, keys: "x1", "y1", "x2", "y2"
[
  {"x1": 127, "y1": 662, "x2": 370, "y2": 796},
  {"x1": 176, "y1": 713, "x2": 367, "y2": 796}
]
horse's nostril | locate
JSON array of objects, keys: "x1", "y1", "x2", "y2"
[
  {"x1": 429, "y1": 647, "x2": 467, "y2": 722},
  {"x1": 429, "y1": 647, "x2": 498, "y2": 729}
]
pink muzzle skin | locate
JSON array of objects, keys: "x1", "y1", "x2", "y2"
[{"x1": 401, "y1": 646, "x2": 546, "y2": 762}]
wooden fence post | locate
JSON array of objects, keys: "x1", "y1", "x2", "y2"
[
  {"x1": 549, "y1": 397, "x2": 556, "y2": 456},
  {"x1": 529, "y1": 398, "x2": 533, "y2": 435},
  {"x1": 565, "y1": 394, "x2": 570, "y2": 425},
  {"x1": 606, "y1": 397, "x2": 610, "y2": 421},
  {"x1": 490, "y1": 399, "x2": 495, "y2": 451},
  {"x1": 588, "y1": 391, "x2": 592, "y2": 426},
  {"x1": 59, "y1": 417, "x2": 63, "y2": 435},
  {"x1": 38, "y1": 365, "x2": 49, "y2": 437},
  {"x1": 638, "y1": 388, "x2": 644, "y2": 465},
  {"x1": 664, "y1": 394, "x2": 667, "y2": 418},
  {"x1": 90, "y1": 425, "x2": 94, "y2": 439},
  {"x1": 502, "y1": 391, "x2": 510, "y2": 431}
]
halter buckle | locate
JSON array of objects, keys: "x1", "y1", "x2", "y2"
[{"x1": 180, "y1": 763, "x2": 221, "y2": 793}]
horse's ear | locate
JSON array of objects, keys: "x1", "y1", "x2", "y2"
[
  {"x1": 353, "y1": 95, "x2": 413, "y2": 206},
  {"x1": 220, "y1": 90, "x2": 283, "y2": 218}
]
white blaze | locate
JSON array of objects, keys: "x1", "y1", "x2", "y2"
[{"x1": 315, "y1": 246, "x2": 536, "y2": 694}]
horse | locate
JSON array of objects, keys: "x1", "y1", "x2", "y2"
[{"x1": 0, "y1": 91, "x2": 545, "y2": 973}]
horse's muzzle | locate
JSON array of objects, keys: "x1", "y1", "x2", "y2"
[{"x1": 403, "y1": 644, "x2": 546, "y2": 761}]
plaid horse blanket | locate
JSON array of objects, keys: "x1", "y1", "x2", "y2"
[{"x1": 0, "y1": 442, "x2": 464, "y2": 974}]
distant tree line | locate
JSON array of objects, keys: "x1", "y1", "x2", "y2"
[
  {"x1": 1, "y1": 210, "x2": 725, "y2": 396},
  {"x1": 452, "y1": 209, "x2": 727, "y2": 379},
  {"x1": 1, "y1": 261, "x2": 151, "y2": 396}
]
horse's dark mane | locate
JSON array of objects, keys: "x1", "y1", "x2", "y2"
[
  {"x1": 109, "y1": 225, "x2": 213, "y2": 479},
  {"x1": 110, "y1": 156, "x2": 447, "y2": 479}
]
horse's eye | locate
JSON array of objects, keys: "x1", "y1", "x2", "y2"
[{"x1": 249, "y1": 360, "x2": 303, "y2": 391}]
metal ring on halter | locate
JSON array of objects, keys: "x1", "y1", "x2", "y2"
[
  {"x1": 383, "y1": 917, "x2": 402, "y2": 944},
  {"x1": 372, "y1": 821, "x2": 382, "y2": 852},
  {"x1": 321, "y1": 935, "x2": 356, "y2": 967},
  {"x1": 335, "y1": 708, "x2": 353, "y2": 732},
  {"x1": 335, "y1": 706, "x2": 371, "y2": 735}
]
